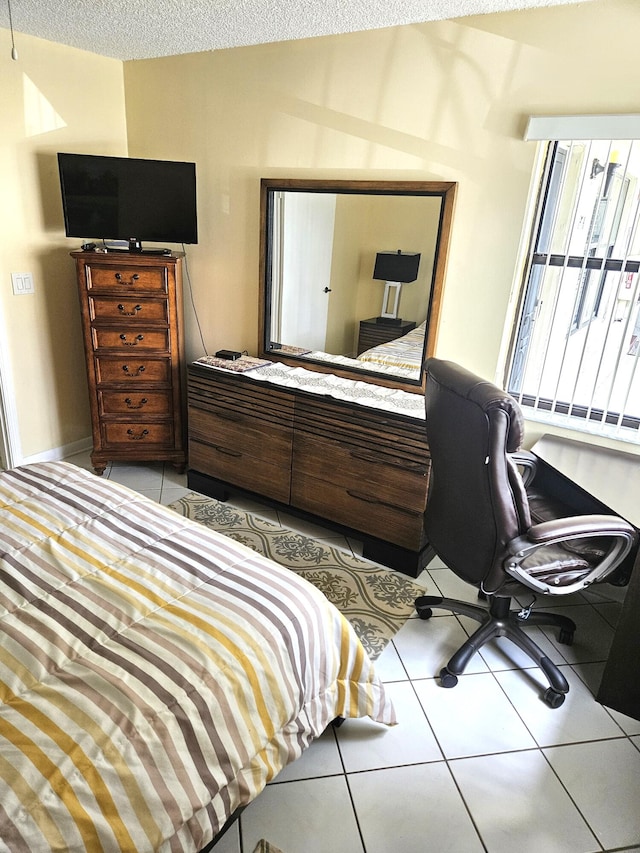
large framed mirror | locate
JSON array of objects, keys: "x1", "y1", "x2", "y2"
[{"x1": 258, "y1": 178, "x2": 457, "y2": 393}]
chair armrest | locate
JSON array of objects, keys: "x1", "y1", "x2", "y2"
[
  {"x1": 505, "y1": 514, "x2": 636, "y2": 596},
  {"x1": 509, "y1": 450, "x2": 538, "y2": 487},
  {"x1": 527, "y1": 514, "x2": 635, "y2": 543}
]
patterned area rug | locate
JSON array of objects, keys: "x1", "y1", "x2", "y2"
[{"x1": 168, "y1": 492, "x2": 424, "y2": 660}]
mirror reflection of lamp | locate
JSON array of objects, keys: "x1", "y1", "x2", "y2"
[{"x1": 372, "y1": 250, "x2": 421, "y2": 325}]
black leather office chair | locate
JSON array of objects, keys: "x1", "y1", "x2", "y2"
[{"x1": 416, "y1": 358, "x2": 636, "y2": 707}]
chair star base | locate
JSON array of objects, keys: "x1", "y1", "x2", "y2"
[{"x1": 415, "y1": 593, "x2": 575, "y2": 708}]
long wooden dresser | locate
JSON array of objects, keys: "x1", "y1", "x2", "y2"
[
  {"x1": 187, "y1": 360, "x2": 431, "y2": 575},
  {"x1": 72, "y1": 250, "x2": 187, "y2": 475}
]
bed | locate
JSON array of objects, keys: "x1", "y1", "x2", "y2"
[
  {"x1": 0, "y1": 461, "x2": 394, "y2": 852},
  {"x1": 356, "y1": 321, "x2": 425, "y2": 373}
]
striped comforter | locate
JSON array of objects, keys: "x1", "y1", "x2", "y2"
[{"x1": 0, "y1": 462, "x2": 394, "y2": 852}]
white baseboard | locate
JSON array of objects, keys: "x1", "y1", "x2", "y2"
[{"x1": 21, "y1": 437, "x2": 93, "y2": 466}]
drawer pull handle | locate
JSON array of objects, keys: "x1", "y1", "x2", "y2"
[
  {"x1": 117, "y1": 304, "x2": 142, "y2": 316},
  {"x1": 350, "y1": 447, "x2": 425, "y2": 473},
  {"x1": 215, "y1": 445, "x2": 242, "y2": 458},
  {"x1": 127, "y1": 428, "x2": 149, "y2": 440},
  {"x1": 120, "y1": 334, "x2": 145, "y2": 346},
  {"x1": 114, "y1": 273, "x2": 140, "y2": 283},
  {"x1": 122, "y1": 364, "x2": 146, "y2": 376},
  {"x1": 124, "y1": 397, "x2": 148, "y2": 409},
  {"x1": 346, "y1": 489, "x2": 420, "y2": 516},
  {"x1": 346, "y1": 489, "x2": 380, "y2": 505}
]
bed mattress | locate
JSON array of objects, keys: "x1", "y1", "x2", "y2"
[{"x1": 0, "y1": 462, "x2": 394, "y2": 852}]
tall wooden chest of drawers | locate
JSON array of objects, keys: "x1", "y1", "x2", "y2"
[{"x1": 72, "y1": 251, "x2": 186, "y2": 475}]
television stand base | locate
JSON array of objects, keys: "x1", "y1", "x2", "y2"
[{"x1": 104, "y1": 247, "x2": 172, "y2": 256}]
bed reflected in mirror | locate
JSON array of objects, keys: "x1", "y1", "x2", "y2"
[{"x1": 259, "y1": 178, "x2": 457, "y2": 393}]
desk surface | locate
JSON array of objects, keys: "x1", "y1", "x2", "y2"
[
  {"x1": 532, "y1": 434, "x2": 640, "y2": 721},
  {"x1": 532, "y1": 434, "x2": 640, "y2": 528}
]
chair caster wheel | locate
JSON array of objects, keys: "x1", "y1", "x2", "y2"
[
  {"x1": 439, "y1": 668, "x2": 458, "y2": 688},
  {"x1": 543, "y1": 688, "x2": 566, "y2": 708},
  {"x1": 558, "y1": 628, "x2": 574, "y2": 646},
  {"x1": 417, "y1": 607, "x2": 433, "y2": 620}
]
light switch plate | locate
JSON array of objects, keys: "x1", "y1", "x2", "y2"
[{"x1": 11, "y1": 273, "x2": 34, "y2": 295}]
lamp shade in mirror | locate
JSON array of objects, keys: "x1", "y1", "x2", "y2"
[{"x1": 373, "y1": 250, "x2": 421, "y2": 323}]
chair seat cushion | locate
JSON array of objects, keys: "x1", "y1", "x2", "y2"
[
  {"x1": 516, "y1": 542, "x2": 593, "y2": 588},
  {"x1": 527, "y1": 490, "x2": 609, "y2": 559}
]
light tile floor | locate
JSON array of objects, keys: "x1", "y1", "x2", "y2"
[{"x1": 66, "y1": 453, "x2": 640, "y2": 853}]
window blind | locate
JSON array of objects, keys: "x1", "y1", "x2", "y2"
[{"x1": 508, "y1": 135, "x2": 640, "y2": 444}]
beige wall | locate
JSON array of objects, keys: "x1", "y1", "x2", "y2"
[
  {"x1": 0, "y1": 31, "x2": 127, "y2": 461},
  {"x1": 2, "y1": 0, "x2": 640, "y2": 462},
  {"x1": 122, "y1": 0, "x2": 640, "y2": 453}
]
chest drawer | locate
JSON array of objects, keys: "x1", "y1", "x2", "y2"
[
  {"x1": 98, "y1": 390, "x2": 172, "y2": 416},
  {"x1": 103, "y1": 422, "x2": 174, "y2": 446},
  {"x1": 92, "y1": 328, "x2": 170, "y2": 351},
  {"x1": 89, "y1": 296, "x2": 169, "y2": 324},
  {"x1": 85, "y1": 264, "x2": 168, "y2": 293},
  {"x1": 95, "y1": 356, "x2": 172, "y2": 385}
]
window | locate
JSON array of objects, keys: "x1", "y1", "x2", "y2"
[{"x1": 506, "y1": 136, "x2": 640, "y2": 444}]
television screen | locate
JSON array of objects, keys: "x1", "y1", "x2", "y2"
[{"x1": 57, "y1": 153, "x2": 198, "y2": 248}]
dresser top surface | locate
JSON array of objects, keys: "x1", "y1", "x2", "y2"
[{"x1": 190, "y1": 358, "x2": 426, "y2": 421}]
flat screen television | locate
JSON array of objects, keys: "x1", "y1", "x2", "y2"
[{"x1": 57, "y1": 152, "x2": 198, "y2": 253}]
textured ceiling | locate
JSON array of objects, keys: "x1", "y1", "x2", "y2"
[{"x1": 2, "y1": 0, "x2": 584, "y2": 61}]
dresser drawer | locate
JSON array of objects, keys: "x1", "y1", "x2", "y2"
[
  {"x1": 89, "y1": 296, "x2": 169, "y2": 324},
  {"x1": 98, "y1": 390, "x2": 172, "y2": 416},
  {"x1": 292, "y1": 432, "x2": 427, "y2": 514},
  {"x1": 103, "y1": 422, "x2": 174, "y2": 446},
  {"x1": 92, "y1": 328, "x2": 170, "y2": 351},
  {"x1": 292, "y1": 472, "x2": 424, "y2": 550},
  {"x1": 85, "y1": 264, "x2": 168, "y2": 293},
  {"x1": 187, "y1": 367, "x2": 294, "y2": 504},
  {"x1": 189, "y1": 438, "x2": 291, "y2": 503},
  {"x1": 292, "y1": 396, "x2": 428, "y2": 552},
  {"x1": 188, "y1": 369, "x2": 294, "y2": 428},
  {"x1": 294, "y1": 396, "x2": 427, "y2": 459},
  {"x1": 188, "y1": 406, "x2": 292, "y2": 467},
  {"x1": 95, "y1": 356, "x2": 172, "y2": 385}
]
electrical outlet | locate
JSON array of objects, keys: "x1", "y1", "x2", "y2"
[{"x1": 11, "y1": 273, "x2": 34, "y2": 295}]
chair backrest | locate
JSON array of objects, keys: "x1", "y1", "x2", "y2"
[{"x1": 424, "y1": 358, "x2": 531, "y2": 590}]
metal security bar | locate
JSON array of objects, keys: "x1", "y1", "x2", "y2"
[{"x1": 507, "y1": 139, "x2": 640, "y2": 443}]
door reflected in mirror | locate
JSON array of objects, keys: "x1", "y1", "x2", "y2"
[{"x1": 259, "y1": 179, "x2": 457, "y2": 392}]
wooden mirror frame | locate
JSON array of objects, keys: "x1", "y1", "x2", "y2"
[{"x1": 258, "y1": 178, "x2": 457, "y2": 393}]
